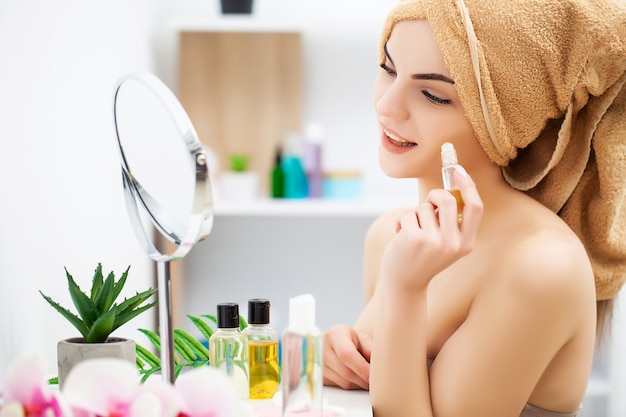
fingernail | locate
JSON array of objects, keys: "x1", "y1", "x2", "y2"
[{"x1": 454, "y1": 165, "x2": 469, "y2": 177}]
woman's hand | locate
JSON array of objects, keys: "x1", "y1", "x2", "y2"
[
  {"x1": 323, "y1": 324, "x2": 372, "y2": 390},
  {"x1": 380, "y1": 168, "x2": 482, "y2": 292}
]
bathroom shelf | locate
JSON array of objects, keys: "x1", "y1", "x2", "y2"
[
  {"x1": 213, "y1": 197, "x2": 414, "y2": 218},
  {"x1": 166, "y1": 17, "x2": 301, "y2": 33}
]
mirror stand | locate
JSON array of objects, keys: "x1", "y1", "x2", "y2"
[{"x1": 157, "y1": 260, "x2": 175, "y2": 382}]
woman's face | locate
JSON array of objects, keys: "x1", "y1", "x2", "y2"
[{"x1": 373, "y1": 20, "x2": 489, "y2": 181}]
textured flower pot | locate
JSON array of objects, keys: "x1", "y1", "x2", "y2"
[{"x1": 57, "y1": 337, "x2": 136, "y2": 388}]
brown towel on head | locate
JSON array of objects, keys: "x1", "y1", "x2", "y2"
[{"x1": 380, "y1": 0, "x2": 626, "y2": 300}]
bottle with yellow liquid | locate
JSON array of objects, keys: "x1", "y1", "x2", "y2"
[
  {"x1": 242, "y1": 298, "x2": 280, "y2": 400},
  {"x1": 441, "y1": 142, "x2": 465, "y2": 223}
]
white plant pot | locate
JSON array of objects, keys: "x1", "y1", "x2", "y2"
[
  {"x1": 219, "y1": 171, "x2": 260, "y2": 202},
  {"x1": 57, "y1": 337, "x2": 136, "y2": 388}
]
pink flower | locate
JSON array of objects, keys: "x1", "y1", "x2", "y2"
[
  {"x1": 61, "y1": 358, "x2": 178, "y2": 417},
  {"x1": 174, "y1": 368, "x2": 254, "y2": 417},
  {"x1": 0, "y1": 354, "x2": 68, "y2": 417}
]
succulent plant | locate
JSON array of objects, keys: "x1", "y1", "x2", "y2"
[{"x1": 40, "y1": 263, "x2": 157, "y2": 343}]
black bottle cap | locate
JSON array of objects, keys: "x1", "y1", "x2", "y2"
[
  {"x1": 217, "y1": 302, "x2": 240, "y2": 328},
  {"x1": 248, "y1": 298, "x2": 270, "y2": 324}
]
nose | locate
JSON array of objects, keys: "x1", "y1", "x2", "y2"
[{"x1": 374, "y1": 77, "x2": 410, "y2": 121}]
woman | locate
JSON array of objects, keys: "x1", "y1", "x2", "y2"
[{"x1": 322, "y1": 0, "x2": 626, "y2": 416}]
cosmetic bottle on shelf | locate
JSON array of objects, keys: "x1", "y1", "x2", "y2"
[
  {"x1": 282, "y1": 133, "x2": 308, "y2": 199},
  {"x1": 281, "y1": 294, "x2": 323, "y2": 417},
  {"x1": 209, "y1": 302, "x2": 249, "y2": 399},
  {"x1": 303, "y1": 123, "x2": 324, "y2": 198},
  {"x1": 242, "y1": 298, "x2": 280, "y2": 399},
  {"x1": 270, "y1": 147, "x2": 285, "y2": 198}
]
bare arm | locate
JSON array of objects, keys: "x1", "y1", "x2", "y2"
[{"x1": 323, "y1": 207, "x2": 410, "y2": 389}]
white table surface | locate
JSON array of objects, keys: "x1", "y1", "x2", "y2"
[
  {"x1": 322, "y1": 387, "x2": 373, "y2": 417},
  {"x1": 249, "y1": 387, "x2": 372, "y2": 417}
]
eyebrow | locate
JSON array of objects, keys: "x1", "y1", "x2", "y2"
[{"x1": 384, "y1": 43, "x2": 455, "y2": 85}]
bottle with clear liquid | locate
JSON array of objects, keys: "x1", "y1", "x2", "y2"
[
  {"x1": 281, "y1": 294, "x2": 323, "y2": 417},
  {"x1": 242, "y1": 298, "x2": 280, "y2": 399},
  {"x1": 209, "y1": 302, "x2": 250, "y2": 399},
  {"x1": 441, "y1": 142, "x2": 465, "y2": 223}
]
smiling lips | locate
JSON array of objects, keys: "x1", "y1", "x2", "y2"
[{"x1": 382, "y1": 128, "x2": 417, "y2": 154}]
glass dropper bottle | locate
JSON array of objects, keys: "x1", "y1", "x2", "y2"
[{"x1": 440, "y1": 142, "x2": 465, "y2": 223}]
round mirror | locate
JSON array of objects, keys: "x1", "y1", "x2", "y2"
[
  {"x1": 113, "y1": 71, "x2": 213, "y2": 262},
  {"x1": 113, "y1": 71, "x2": 214, "y2": 383}
]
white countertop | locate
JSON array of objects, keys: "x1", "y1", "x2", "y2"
[
  {"x1": 321, "y1": 387, "x2": 372, "y2": 417},
  {"x1": 249, "y1": 387, "x2": 372, "y2": 417}
]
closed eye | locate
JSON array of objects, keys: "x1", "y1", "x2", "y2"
[
  {"x1": 422, "y1": 90, "x2": 451, "y2": 105},
  {"x1": 380, "y1": 62, "x2": 396, "y2": 77}
]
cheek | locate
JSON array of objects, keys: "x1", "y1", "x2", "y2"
[
  {"x1": 377, "y1": 148, "x2": 425, "y2": 179},
  {"x1": 372, "y1": 73, "x2": 390, "y2": 108}
]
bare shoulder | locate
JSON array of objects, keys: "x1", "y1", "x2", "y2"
[{"x1": 499, "y1": 226, "x2": 596, "y2": 312}]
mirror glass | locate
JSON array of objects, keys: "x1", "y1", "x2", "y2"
[
  {"x1": 113, "y1": 71, "x2": 215, "y2": 383},
  {"x1": 113, "y1": 72, "x2": 214, "y2": 261}
]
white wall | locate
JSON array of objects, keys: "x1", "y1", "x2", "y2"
[{"x1": 0, "y1": 0, "x2": 156, "y2": 374}]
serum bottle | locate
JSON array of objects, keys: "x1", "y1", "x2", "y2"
[
  {"x1": 440, "y1": 142, "x2": 465, "y2": 223},
  {"x1": 242, "y1": 298, "x2": 280, "y2": 400},
  {"x1": 209, "y1": 302, "x2": 250, "y2": 399},
  {"x1": 281, "y1": 294, "x2": 323, "y2": 417}
]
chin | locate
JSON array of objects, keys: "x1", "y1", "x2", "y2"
[{"x1": 378, "y1": 151, "x2": 415, "y2": 178}]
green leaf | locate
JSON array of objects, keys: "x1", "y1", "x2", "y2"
[
  {"x1": 202, "y1": 314, "x2": 218, "y2": 325},
  {"x1": 140, "y1": 366, "x2": 161, "y2": 383},
  {"x1": 85, "y1": 308, "x2": 116, "y2": 343},
  {"x1": 89, "y1": 263, "x2": 104, "y2": 302},
  {"x1": 115, "y1": 289, "x2": 157, "y2": 324},
  {"x1": 239, "y1": 315, "x2": 248, "y2": 331},
  {"x1": 136, "y1": 356, "x2": 146, "y2": 369},
  {"x1": 173, "y1": 333, "x2": 197, "y2": 363},
  {"x1": 138, "y1": 328, "x2": 162, "y2": 351},
  {"x1": 117, "y1": 288, "x2": 157, "y2": 313},
  {"x1": 174, "y1": 329, "x2": 210, "y2": 361},
  {"x1": 188, "y1": 315, "x2": 215, "y2": 341},
  {"x1": 66, "y1": 269, "x2": 98, "y2": 328},
  {"x1": 94, "y1": 271, "x2": 116, "y2": 315},
  {"x1": 175, "y1": 364, "x2": 186, "y2": 379},
  {"x1": 111, "y1": 266, "x2": 131, "y2": 305},
  {"x1": 138, "y1": 328, "x2": 181, "y2": 364},
  {"x1": 136, "y1": 343, "x2": 161, "y2": 368},
  {"x1": 192, "y1": 359, "x2": 209, "y2": 368},
  {"x1": 113, "y1": 301, "x2": 157, "y2": 332},
  {"x1": 39, "y1": 291, "x2": 88, "y2": 338}
]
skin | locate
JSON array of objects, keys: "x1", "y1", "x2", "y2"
[{"x1": 322, "y1": 20, "x2": 597, "y2": 417}]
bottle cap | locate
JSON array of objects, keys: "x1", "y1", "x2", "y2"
[
  {"x1": 248, "y1": 298, "x2": 271, "y2": 324},
  {"x1": 441, "y1": 142, "x2": 458, "y2": 167},
  {"x1": 217, "y1": 302, "x2": 240, "y2": 328},
  {"x1": 288, "y1": 294, "x2": 316, "y2": 332}
]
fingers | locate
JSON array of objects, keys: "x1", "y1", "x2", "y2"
[
  {"x1": 325, "y1": 341, "x2": 370, "y2": 390},
  {"x1": 357, "y1": 332, "x2": 373, "y2": 362},
  {"x1": 323, "y1": 326, "x2": 371, "y2": 390},
  {"x1": 452, "y1": 167, "x2": 483, "y2": 239},
  {"x1": 423, "y1": 166, "x2": 482, "y2": 234}
]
